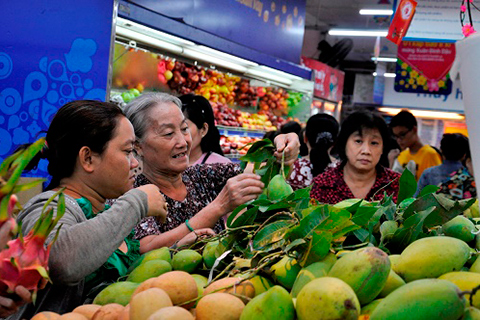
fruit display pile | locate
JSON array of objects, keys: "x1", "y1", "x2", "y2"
[
  {"x1": 212, "y1": 102, "x2": 285, "y2": 130},
  {"x1": 40, "y1": 139, "x2": 480, "y2": 320},
  {"x1": 219, "y1": 136, "x2": 257, "y2": 156}
]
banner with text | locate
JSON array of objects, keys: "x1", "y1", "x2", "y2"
[
  {"x1": 301, "y1": 57, "x2": 344, "y2": 102},
  {"x1": 395, "y1": 41, "x2": 455, "y2": 95}
]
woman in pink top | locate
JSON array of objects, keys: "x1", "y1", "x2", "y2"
[{"x1": 180, "y1": 94, "x2": 231, "y2": 165}]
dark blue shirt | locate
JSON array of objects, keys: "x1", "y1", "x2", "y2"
[{"x1": 417, "y1": 160, "x2": 463, "y2": 195}]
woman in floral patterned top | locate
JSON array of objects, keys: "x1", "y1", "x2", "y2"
[
  {"x1": 311, "y1": 111, "x2": 400, "y2": 204},
  {"x1": 288, "y1": 114, "x2": 339, "y2": 190},
  {"x1": 123, "y1": 93, "x2": 300, "y2": 251}
]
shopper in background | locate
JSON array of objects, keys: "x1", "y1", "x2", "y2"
[
  {"x1": 437, "y1": 147, "x2": 477, "y2": 200},
  {"x1": 123, "y1": 93, "x2": 300, "y2": 251},
  {"x1": 288, "y1": 113, "x2": 339, "y2": 190},
  {"x1": 311, "y1": 111, "x2": 400, "y2": 204},
  {"x1": 389, "y1": 110, "x2": 442, "y2": 180},
  {"x1": 9, "y1": 101, "x2": 169, "y2": 318},
  {"x1": 180, "y1": 94, "x2": 230, "y2": 165},
  {"x1": 417, "y1": 133, "x2": 469, "y2": 194}
]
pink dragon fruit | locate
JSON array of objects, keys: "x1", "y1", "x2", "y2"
[{"x1": 0, "y1": 190, "x2": 65, "y2": 300}]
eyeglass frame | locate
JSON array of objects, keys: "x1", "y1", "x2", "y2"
[{"x1": 393, "y1": 127, "x2": 413, "y2": 140}]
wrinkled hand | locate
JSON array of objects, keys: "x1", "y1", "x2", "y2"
[
  {"x1": 388, "y1": 149, "x2": 401, "y2": 167},
  {"x1": 0, "y1": 286, "x2": 32, "y2": 318},
  {"x1": 176, "y1": 228, "x2": 216, "y2": 248},
  {"x1": 215, "y1": 173, "x2": 264, "y2": 214},
  {"x1": 274, "y1": 133, "x2": 300, "y2": 166},
  {"x1": 137, "y1": 184, "x2": 168, "y2": 222},
  {"x1": 0, "y1": 221, "x2": 12, "y2": 249}
]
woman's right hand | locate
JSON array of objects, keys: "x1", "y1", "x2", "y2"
[
  {"x1": 214, "y1": 173, "x2": 264, "y2": 215},
  {"x1": 0, "y1": 286, "x2": 32, "y2": 318},
  {"x1": 137, "y1": 184, "x2": 168, "y2": 222},
  {"x1": 176, "y1": 228, "x2": 216, "y2": 248}
]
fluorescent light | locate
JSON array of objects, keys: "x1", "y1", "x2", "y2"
[
  {"x1": 182, "y1": 48, "x2": 247, "y2": 73},
  {"x1": 359, "y1": 9, "x2": 393, "y2": 15},
  {"x1": 384, "y1": 73, "x2": 396, "y2": 78},
  {"x1": 115, "y1": 26, "x2": 183, "y2": 54},
  {"x1": 195, "y1": 46, "x2": 258, "y2": 67},
  {"x1": 328, "y1": 29, "x2": 388, "y2": 37},
  {"x1": 117, "y1": 18, "x2": 195, "y2": 46},
  {"x1": 379, "y1": 107, "x2": 465, "y2": 120},
  {"x1": 245, "y1": 67, "x2": 293, "y2": 86},
  {"x1": 256, "y1": 65, "x2": 303, "y2": 81},
  {"x1": 373, "y1": 72, "x2": 378, "y2": 76},
  {"x1": 372, "y1": 57, "x2": 398, "y2": 62}
]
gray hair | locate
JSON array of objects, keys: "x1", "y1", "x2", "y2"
[{"x1": 123, "y1": 92, "x2": 182, "y2": 140}]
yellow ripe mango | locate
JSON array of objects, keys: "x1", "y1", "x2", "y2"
[
  {"x1": 463, "y1": 307, "x2": 480, "y2": 320},
  {"x1": 438, "y1": 271, "x2": 480, "y2": 308},
  {"x1": 377, "y1": 269, "x2": 405, "y2": 298},
  {"x1": 395, "y1": 236, "x2": 470, "y2": 282}
]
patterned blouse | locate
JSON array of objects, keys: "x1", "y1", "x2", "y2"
[
  {"x1": 310, "y1": 165, "x2": 400, "y2": 204},
  {"x1": 288, "y1": 158, "x2": 314, "y2": 191},
  {"x1": 133, "y1": 163, "x2": 242, "y2": 239},
  {"x1": 436, "y1": 167, "x2": 477, "y2": 200}
]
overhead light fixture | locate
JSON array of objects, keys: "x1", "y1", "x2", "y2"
[
  {"x1": 372, "y1": 57, "x2": 398, "y2": 62},
  {"x1": 328, "y1": 29, "x2": 388, "y2": 37},
  {"x1": 245, "y1": 67, "x2": 293, "y2": 86},
  {"x1": 379, "y1": 107, "x2": 465, "y2": 120},
  {"x1": 115, "y1": 26, "x2": 183, "y2": 54},
  {"x1": 195, "y1": 46, "x2": 258, "y2": 67},
  {"x1": 359, "y1": 9, "x2": 394, "y2": 15},
  {"x1": 117, "y1": 17, "x2": 195, "y2": 46},
  {"x1": 256, "y1": 65, "x2": 303, "y2": 81},
  {"x1": 182, "y1": 48, "x2": 247, "y2": 73}
]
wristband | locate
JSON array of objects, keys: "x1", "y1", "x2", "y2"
[{"x1": 185, "y1": 219, "x2": 195, "y2": 232}]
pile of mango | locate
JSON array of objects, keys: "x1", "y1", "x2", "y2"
[{"x1": 32, "y1": 204, "x2": 480, "y2": 320}]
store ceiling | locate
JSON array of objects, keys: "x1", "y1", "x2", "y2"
[{"x1": 304, "y1": 0, "x2": 398, "y2": 63}]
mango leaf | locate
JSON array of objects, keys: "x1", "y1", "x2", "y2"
[
  {"x1": 353, "y1": 228, "x2": 370, "y2": 242},
  {"x1": 230, "y1": 206, "x2": 259, "y2": 228},
  {"x1": 226, "y1": 204, "x2": 248, "y2": 228},
  {"x1": 252, "y1": 220, "x2": 294, "y2": 250},
  {"x1": 419, "y1": 185, "x2": 440, "y2": 197},
  {"x1": 332, "y1": 222, "x2": 361, "y2": 239},
  {"x1": 334, "y1": 199, "x2": 364, "y2": 214},
  {"x1": 256, "y1": 158, "x2": 281, "y2": 185},
  {"x1": 12, "y1": 179, "x2": 45, "y2": 193},
  {"x1": 300, "y1": 230, "x2": 333, "y2": 267},
  {"x1": 351, "y1": 206, "x2": 378, "y2": 227},
  {"x1": 397, "y1": 169, "x2": 417, "y2": 204},
  {"x1": 379, "y1": 221, "x2": 398, "y2": 246},
  {"x1": 239, "y1": 146, "x2": 275, "y2": 164},
  {"x1": 316, "y1": 207, "x2": 352, "y2": 235},
  {"x1": 287, "y1": 205, "x2": 330, "y2": 240},
  {"x1": 284, "y1": 238, "x2": 307, "y2": 253},
  {"x1": 389, "y1": 207, "x2": 435, "y2": 251},
  {"x1": 264, "y1": 200, "x2": 296, "y2": 212}
]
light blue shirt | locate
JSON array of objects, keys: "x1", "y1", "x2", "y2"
[{"x1": 417, "y1": 160, "x2": 464, "y2": 195}]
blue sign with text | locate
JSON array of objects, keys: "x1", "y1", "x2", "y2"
[
  {"x1": 128, "y1": 0, "x2": 306, "y2": 63},
  {"x1": 0, "y1": 0, "x2": 115, "y2": 177}
]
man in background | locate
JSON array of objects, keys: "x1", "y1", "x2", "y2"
[{"x1": 389, "y1": 110, "x2": 442, "y2": 181}]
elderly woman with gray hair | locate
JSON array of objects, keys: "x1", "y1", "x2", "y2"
[{"x1": 123, "y1": 92, "x2": 300, "y2": 251}]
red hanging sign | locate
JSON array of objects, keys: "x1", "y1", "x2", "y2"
[
  {"x1": 301, "y1": 57, "x2": 345, "y2": 102},
  {"x1": 387, "y1": 0, "x2": 417, "y2": 45}
]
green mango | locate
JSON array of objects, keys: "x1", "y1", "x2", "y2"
[
  {"x1": 377, "y1": 269, "x2": 405, "y2": 298},
  {"x1": 267, "y1": 174, "x2": 293, "y2": 201},
  {"x1": 270, "y1": 256, "x2": 301, "y2": 290},
  {"x1": 443, "y1": 216, "x2": 476, "y2": 242},
  {"x1": 464, "y1": 307, "x2": 480, "y2": 320},
  {"x1": 128, "y1": 247, "x2": 171, "y2": 272},
  {"x1": 438, "y1": 271, "x2": 480, "y2": 308},
  {"x1": 395, "y1": 236, "x2": 470, "y2": 282},
  {"x1": 240, "y1": 285, "x2": 295, "y2": 320},
  {"x1": 296, "y1": 277, "x2": 360, "y2": 320},
  {"x1": 127, "y1": 259, "x2": 172, "y2": 282},
  {"x1": 172, "y1": 249, "x2": 203, "y2": 273},
  {"x1": 191, "y1": 274, "x2": 208, "y2": 297},
  {"x1": 202, "y1": 240, "x2": 220, "y2": 269},
  {"x1": 370, "y1": 279, "x2": 466, "y2": 320},
  {"x1": 291, "y1": 253, "x2": 336, "y2": 298},
  {"x1": 328, "y1": 247, "x2": 390, "y2": 305},
  {"x1": 389, "y1": 254, "x2": 401, "y2": 273},
  {"x1": 360, "y1": 299, "x2": 383, "y2": 315},
  {"x1": 93, "y1": 281, "x2": 139, "y2": 306}
]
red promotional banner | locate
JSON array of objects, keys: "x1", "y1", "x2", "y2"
[
  {"x1": 394, "y1": 41, "x2": 455, "y2": 94},
  {"x1": 301, "y1": 57, "x2": 345, "y2": 102},
  {"x1": 387, "y1": 0, "x2": 417, "y2": 45}
]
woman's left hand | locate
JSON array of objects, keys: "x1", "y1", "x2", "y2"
[
  {"x1": 176, "y1": 228, "x2": 216, "y2": 248},
  {"x1": 0, "y1": 286, "x2": 32, "y2": 318},
  {"x1": 274, "y1": 132, "x2": 300, "y2": 166}
]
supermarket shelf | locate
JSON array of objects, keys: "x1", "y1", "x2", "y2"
[{"x1": 217, "y1": 125, "x2": 266, "y2": 138}]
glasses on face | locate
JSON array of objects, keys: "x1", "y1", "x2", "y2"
[{"x1": 393, "y1": 128, "x2": 412, "y2": 140}]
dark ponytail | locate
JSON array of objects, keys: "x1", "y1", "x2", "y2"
[
  {"x1": 306, "y1": 114, "x2": 339, "y2": 177},
  {"x1": 21, "y1": 100, "x2": 125, "y2": 190}
]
